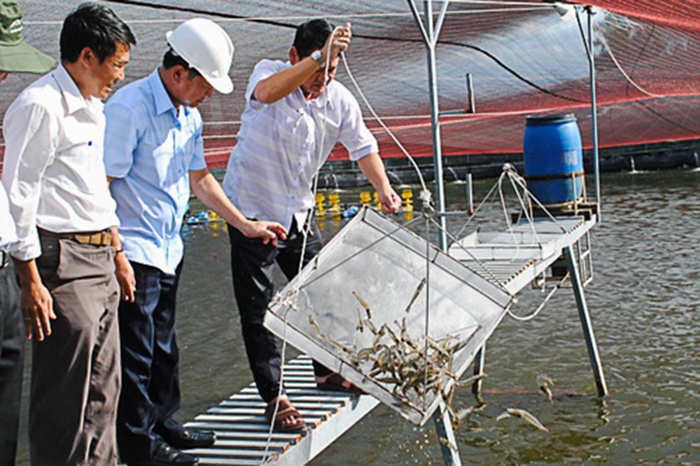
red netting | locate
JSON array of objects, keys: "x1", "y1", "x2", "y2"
[{"x1": 1, "y1": 0, "x2": 698, "y2": 172}]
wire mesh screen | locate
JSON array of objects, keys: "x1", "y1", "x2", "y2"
[{"x1": 265, "y1": 208, "x2": 512, "y2": 425}]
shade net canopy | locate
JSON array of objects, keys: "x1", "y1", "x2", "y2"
[
  {"x1": 265, "y1": 208, "x2": 513, "y2": 425},
  {"x1": 0, "y1": 0, "x2": 698, "y2": 172}
]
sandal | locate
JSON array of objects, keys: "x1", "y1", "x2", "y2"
[
  {"x1": 265, "y1": 398, "x2": 306, "y2": 432},
  {"x1": 316, "y1": 373, "x2": 364, "y2": 394}
]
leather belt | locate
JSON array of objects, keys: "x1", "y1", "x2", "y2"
[{"x1": 38, "y1": 228, "x2": 113, "y2": 247}]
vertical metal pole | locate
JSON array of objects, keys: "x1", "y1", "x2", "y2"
[
  {"x1": 465, "y1": 173, "x2": 474, "y2": 216},
  {"x1": 564, "y1": 246, "x2": 608, "y2": 397},
  {"x1": 409, "y1": 1, "x2": 460, "y2": 464},
  {"x1": 425, "y1": 0, "x2": 448, "y2": 250},
  {"x1": 586, "y1": 7, "x2": 601, "y2": 218},
  {"x1": 466, "y1": 73, "x2": 475, "y2": 113},
  {"x1": 471, "y1": 345, "x2": 485, "y2": 394},
  {"x1": 433, "y1": 403, "x2": 462, "y2": 466}
]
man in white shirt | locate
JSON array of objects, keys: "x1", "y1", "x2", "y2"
[
  {"x1": 222, "y1": 19, "x2": 401, "y2": 432},
  {"x1": 0, "y1": 2, "x2": 55, "y2": 464},
  {"x1": 1, "y1": 3, "x2": 135, "y2": 464}
]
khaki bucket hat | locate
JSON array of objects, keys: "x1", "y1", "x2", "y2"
[{"x1": 0, "y1": 0, "x2": 55, "y2": 74}]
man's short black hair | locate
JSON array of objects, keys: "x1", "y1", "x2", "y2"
[
  {"x1": 60, "y1": 2, "x2": 136, "y2": 64},
  {"x1": 162, "y1": 48, "x2": 201, "y2": 80},
  {"x1": 293, "y1": 19, "x2": 334, "y2": 59}
]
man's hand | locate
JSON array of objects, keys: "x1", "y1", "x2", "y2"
[
  {"x1": 323, "y1": 22, "x2": 352, "y2": 60},
  {"x1": 240, "y1": 220, "x2": 288, "y2": 247},
  {"x1": 114, "y1": 252, "x2": 136, "y2": 302},
  {"x1": 13, "y1": 258, "x2": 55, "y2": 341},
  {"x1": 378, "y1": 188, "x2": 402, "y2": 215}
]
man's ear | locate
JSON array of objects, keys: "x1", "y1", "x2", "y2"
[
  {"x1": 289, "y1": 46, "x2": 300, "y2": 65},
  {"x1": 78, "y1": 47, "x2": 94, "y2": 67},
  {"x1": 173, "y1": 65, "x2": 187, "y2": 83}
]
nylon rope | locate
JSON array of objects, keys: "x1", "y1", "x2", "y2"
[
  {"x1": 340, "y1": 53, "x2": 432, "y2": 204},
  {"x1": 595, "y1": 27, "x2": 664, "y2": 99},
  {"x1": 506, "y1": 272, "x2": 570, "y2": 321}
]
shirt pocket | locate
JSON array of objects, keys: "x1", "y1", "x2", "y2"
[{"x1": 140, "y1": 134, "x2": 186, "y2": 190}]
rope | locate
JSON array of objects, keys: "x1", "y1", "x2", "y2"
[
  {"x1": 506, "y1": 272, "x2": 570, "y2": 321},
  {"x1": 340, "y1": 53, "x2": 433, "y2": 209},
  {"x1": 595, "y1": 25, "x2": 665, "y2": 99}
]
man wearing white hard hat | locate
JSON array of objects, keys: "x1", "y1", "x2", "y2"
[{"x1": 104, "y1": 18, "x2": 286, "y2": 466}]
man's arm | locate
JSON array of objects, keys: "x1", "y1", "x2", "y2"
[
  {"x1": 253, "y1": 23, "x2": 351, "y2": 104},
  {"x1": 357, "y1": 152, "x2": 402, "y2": 215},
  {"x1": 106, "y1": 177, "x2": 136, "y2": 303},
  {"x1": 3, "y1": 102, "x2": 58, "y2": 340},
  {"x1": 189, "y1": 168, "x2": 287, "y2": 244},
  {"x1": 12, "y1": 258, "x2": 54, "y2": 341}
]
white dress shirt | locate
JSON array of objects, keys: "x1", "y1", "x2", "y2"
[
  {"x1": 222, "y1": 59, "x2": 378, "y2": 229},
  {"x1": 2, "y1": 64, "x2": 118, "y2": 261},
  {"x1": 0, "y1": 186, "x2": 17, "y2": 253}
]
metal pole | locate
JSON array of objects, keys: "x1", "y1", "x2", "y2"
[
  {"x1": 465, "y1": 173, "x2": 474, "y2": 216},
  {"x1": 432, "y1": 404, "x2": 462, "y2": 466},
  {"x1": 564, "y1": 246, "x2": 608, "y2": 397},
  {"x1": 425, "y1": 0, "x2": 448, "y2": 250},
  {"x1": 466, "y1": 73, "x2": 475, "y2": 113},
  {"x1": 471, "y1": 345, "x2": 485, "y2": 395},
  {"x1": 406, "y1": 2, "x2": 460, "y2": 464},
  {"x1": 586, "y1": 7, "x2": 601, "y2": 218}
]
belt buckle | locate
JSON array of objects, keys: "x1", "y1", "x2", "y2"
[{"x1": 76, "y1": 230, "x2": 111, "y2": 247}]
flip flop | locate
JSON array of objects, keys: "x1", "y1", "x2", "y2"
[
  {"x1": 316, "y1": 373, "x2": 365, "y2": 394},
  {"x1": 265, "y1": 398, "x2": 306, "y2": 432}
]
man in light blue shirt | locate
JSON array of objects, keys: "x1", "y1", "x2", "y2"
[{"x1": 105, "y1": 19, "x2": 285, "y2": 466}]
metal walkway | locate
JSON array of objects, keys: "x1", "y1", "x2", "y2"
[
  {"x1": 183, "y1": 355, "x2": 379, "y2": 465},
  {"x1": 448, "y1": 215, "x2": 596, "y2": 295}
]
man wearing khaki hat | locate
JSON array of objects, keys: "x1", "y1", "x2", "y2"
[{"x1": 0, "y1": 1, "x2": 55, "y2": 464}]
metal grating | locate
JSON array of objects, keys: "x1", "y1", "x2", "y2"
[
  {"x1": 449, "y1": 215, "x2": 597, "y2": 294},
  {"x1": 183, "y1": 355, "x2": 379, "y2": 465}
]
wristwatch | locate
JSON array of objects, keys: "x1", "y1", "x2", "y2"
[{"x1": 310, "y1": 50, "x2": 324, "y2": 68}]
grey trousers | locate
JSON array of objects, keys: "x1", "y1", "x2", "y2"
[{"x1": 30, "y1": 234, "x2": 120, "y2": 466}]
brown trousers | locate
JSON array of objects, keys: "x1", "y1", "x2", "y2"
[{"x1": 30, "y1": 234, "x2": 120, "y2": 466}]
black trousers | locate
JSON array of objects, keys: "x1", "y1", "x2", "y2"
[
  {"x1": 228, "y1": 216, "x2": 331, "y2": 403},
  {"x1": 0, "y1": 262, "x2": 23, "y2": 466},
  {"x1": 117, "y1": 261, "x2": 185, "y2": 463}
]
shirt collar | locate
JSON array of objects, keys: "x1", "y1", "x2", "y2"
[
  {"x1": 52, "y1": 64, "x2": 102, "y2": 115},
  {"x1": 148, "y1": 67, "x2": 190, "y2": 118}
]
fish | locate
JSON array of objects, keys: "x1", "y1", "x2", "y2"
[
  {"x1": 352, "y1": 290, "x2": 373, "y2": 319},
  {"x1": 355, "y1": 306, "x2": 364, "y2": 332},
  {"x1": 308, "y1": 314, "x2": 321, "y2": 336},
  {"x1": 498, "y1": 407, "x2": 551, "y2": 433},
  {"x1": 403, "y1": 277, "x2": 427, "y2": 313},
  {"x1": 536, "y1": 374, "x2": 554, "y2": 402},
  {"x1": 439, "y1": 436, "x2": 458, "y2": 452}
]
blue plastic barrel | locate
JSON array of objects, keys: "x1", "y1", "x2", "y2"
[{"x1": 523, "y1": 113, "x2": 584, "y2": 206}]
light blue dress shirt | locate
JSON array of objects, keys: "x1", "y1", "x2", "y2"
[{"x1": 104, "y1": 69, "x2": 206, "y2": 275}]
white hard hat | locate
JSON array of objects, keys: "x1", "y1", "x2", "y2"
[{"x1": 166, "y1": 18, "x2": 234, "y2": 94}]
